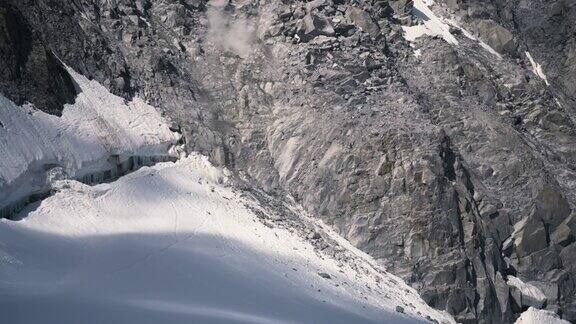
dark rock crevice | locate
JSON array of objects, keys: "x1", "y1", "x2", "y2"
[{"x1": 0, "y1": 3, "x2": 79, "y2": 115}]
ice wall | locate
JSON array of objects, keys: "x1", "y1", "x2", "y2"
[{"x1": 0, "y1": 66, "x2": 181, "y2": 214}]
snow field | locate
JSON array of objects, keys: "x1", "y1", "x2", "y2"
[{"x1": 0, "y1": 154, "x2": 455, "y2": 324}]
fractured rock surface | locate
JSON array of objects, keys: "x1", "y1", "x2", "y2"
[{"x1": 0, "y1": 0, "x2": 575, "y2": 322}]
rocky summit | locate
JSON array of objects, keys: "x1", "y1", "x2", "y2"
[{"x1": 0, "y1": 0, "x2": 575, "y2": 323}]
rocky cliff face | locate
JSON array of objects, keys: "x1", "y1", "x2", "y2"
[{"x1": 0, "y1": 0, "x2": 575, "y2": 322}]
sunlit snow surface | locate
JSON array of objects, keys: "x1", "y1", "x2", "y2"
[
  {"x1": 526, "y1": 51, "x2": 550, "y2": 85},
  {"x1": 515, "y1": 307, "x2": 570, "y2": 324},
  {"x1": 0, "y1": 154, "x2": 454, "y2": 324},
  {"x1": 402, "y1": 0, "x2": 458, "y2": 45}
]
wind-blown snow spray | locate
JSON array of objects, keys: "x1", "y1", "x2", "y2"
[{"x1": 207, "y1": 0, "x2": 255, "y2": 58}]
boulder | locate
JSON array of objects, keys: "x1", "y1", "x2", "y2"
[
  {"x1": 530, "y1": 280, "x2": 559, "y2": 306},
  {"x1": 512, "y1": 216, "x2": 548, "y2": 257},
  {"x1": 445, "y1": 290, "x2": 469, "y2": 315},
  {"x1": 389, "y1": 0, "x2": 414, "y2": 17},
  {"x1": 566, "y1": 214, "x2": 576, "y2": 231},
  {"x1": 305, "y1": 0, "x2": 326, "y2": 13},
  {"x1": 318, "y1": 272, "x2": 332, "y2": 279},
  {"x1": 474, "y1": 20, "x2": 517, "y2": 55},
  {"x1": 346, "y1": 7, "x2": 381, "y2": 38},
  {"x1": 296, "y1": 13, "x2": 335, "y2": 42},
  {"x1": 182, "y1": 0, "x2": 202, "y2": 8},
  {"x1": 534, "y1": 186, "x2": 572, "y2": 229},
  {"x1": 560, "y1": 243, "x2": 576, "y2": 271},
  {"x1": 552, "y1": 222, "x2": 575, "y2": 247},
  {"x1": 530, "y1": 249, "x2": 562, "y2": 274}
]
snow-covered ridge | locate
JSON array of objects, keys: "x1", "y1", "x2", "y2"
[
  {"x1": 0, "y1": 154, "x2": 455, "y2": 323},
  {"x1": 0, "y1": 66, "x2": 180, "y2": 216}
]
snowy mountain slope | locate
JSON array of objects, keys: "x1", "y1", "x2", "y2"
[
  {"x1": 2, "y1": 0, "x2": 574, "y2": 321},
  {"x1": 0, "y1": 154, "x2": 454, "y2": 324},
  {"x1": 0, "y1": 66, "x2": 180, "y2": 213}
]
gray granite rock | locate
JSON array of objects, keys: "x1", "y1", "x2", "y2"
[{"x1": 0, "y1": 0, "x2": 575, "y2": 323}]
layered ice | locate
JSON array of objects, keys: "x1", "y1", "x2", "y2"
[{"x1": 0, "y1": 66, "x2": 180, "y2": 213}]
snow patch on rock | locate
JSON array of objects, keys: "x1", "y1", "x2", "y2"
[
  {"x1": 515, "y1": 307, "x2": 569, "y2": 324},
  {"x1": 526, "y1": 51, "x2": 550, "y2": 85},
  {"x1": 507, "y1": 275, "x2": 547, "y2": 307},
  {"x1": 402, "y1": 0, "x2": 458, "y2": 45},
  {"x1": 401, "y1": 0, "x2": 503, "y2": 59}
]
